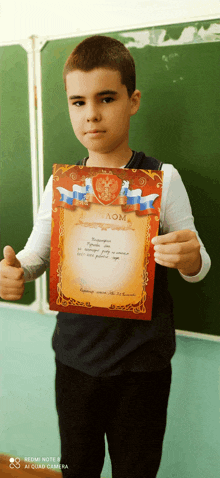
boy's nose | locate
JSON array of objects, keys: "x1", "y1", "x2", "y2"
[{"x1": 86, "y1": 105, "x2": 101, "y2": 122}]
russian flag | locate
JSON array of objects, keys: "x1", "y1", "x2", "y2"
[
  {"x1": 56, "y1": 185, "x2": 88, "y2": 205},
  {"x1": 127, "y1": 190, "x2": 159, "y2": 211}
]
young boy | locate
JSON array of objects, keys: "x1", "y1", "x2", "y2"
[{"x1": 0, "y1": 36, "x2": 211, "y2": 478}]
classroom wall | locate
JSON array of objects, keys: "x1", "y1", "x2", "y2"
[
  {"x1": 1, "y1": 307, "x2": 220, "y2": 478},
  {"x1": 1, "y1": 1, "x2": 220, "y2": 477},
  {"x1": 0, "y1": 0, "x2": 220, "y2": 42}
]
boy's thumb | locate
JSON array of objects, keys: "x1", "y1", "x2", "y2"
[{"x1": 3, "y1": 246, "x2": 21, "y2": 268}]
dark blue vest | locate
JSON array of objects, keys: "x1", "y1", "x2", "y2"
[{"x1": 52, "y1": 152, "x2": 175, "y2": 376}]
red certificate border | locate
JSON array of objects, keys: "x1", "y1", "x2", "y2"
[{"x1": 49, "y1": 165, "x2": 163, "y2": 320}]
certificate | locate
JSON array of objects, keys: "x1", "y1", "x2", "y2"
[{"x1": 49, "y1": 165, "x2": 163, "y2": 320}]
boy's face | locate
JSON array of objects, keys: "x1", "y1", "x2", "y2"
[{"x1": 66, "y1": 68, "x2": 140, "y2": 156}]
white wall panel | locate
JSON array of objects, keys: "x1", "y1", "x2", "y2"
[{"x1": 0, "y1": 0, "x2": 219, "y2": 42}]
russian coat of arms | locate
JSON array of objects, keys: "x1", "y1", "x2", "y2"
[{"x1": 92, "y1": 174, "x2": 122, "y2": 205}]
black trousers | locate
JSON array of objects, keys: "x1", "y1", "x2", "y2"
[{"x1": 55, "y1": 359, "x2": 172, "y2": 478}]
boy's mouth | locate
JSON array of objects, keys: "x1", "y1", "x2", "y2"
[{"x1": 86, "y1": 130, "x2": 105, "y2": 134}]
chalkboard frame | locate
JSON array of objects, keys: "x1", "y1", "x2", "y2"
[{"x1": 1, "y1": 19, "x2": 219, "y2": 338}]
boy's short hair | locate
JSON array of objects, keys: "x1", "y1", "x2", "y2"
[{"x1": 63, "y1": 35, "x2": 136, "y2": 97}]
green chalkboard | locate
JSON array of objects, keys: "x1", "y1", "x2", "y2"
[
  {"x1": 0, "y1": 44, "x2": 35, "y2": 305},
  {"x1": 0, "y1": 24, "x2": 218, "y2": 328},
  {"x1": 42, "y1": 20, "x2": 220, "y2": 334}
]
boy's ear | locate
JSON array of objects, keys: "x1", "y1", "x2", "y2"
[{"x1": 130, "y1": 89, "x2": 141, "y2": 116}]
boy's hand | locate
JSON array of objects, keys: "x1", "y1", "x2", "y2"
[
  {"x1": 152, "y1": 230, "x2": 201, "y2": 276},
  {"x1": 0, "y1": 246, "x2": 25, "y2": 300}
]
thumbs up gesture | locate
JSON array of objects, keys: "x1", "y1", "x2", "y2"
[{"x1": 0, "y1": 246, "x2": 25, "y2": 300}]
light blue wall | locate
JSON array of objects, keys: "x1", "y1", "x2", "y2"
[
  {"x1": 1, "y1": 306, "x2": 220, "y2": 477},
  {"x1": 158, "y1": 335, "x2": 220, "y2": 478}
]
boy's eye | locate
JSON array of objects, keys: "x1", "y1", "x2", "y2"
[
  {"x1": 72, "y1": 101, "x2": 85, "y2": 106},
  {"x1": 102, "y1": 97, "x2": 114, "y2": 103}
]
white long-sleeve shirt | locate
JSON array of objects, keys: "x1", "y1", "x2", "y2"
[{"x1": 17, "y1": 164, "x2": 211, "y2": 282}]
